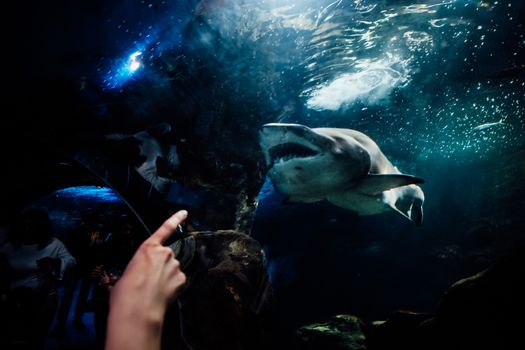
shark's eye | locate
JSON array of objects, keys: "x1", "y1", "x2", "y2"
[{"x1": 269, "y1": 143, "x2": 318, "y2": 161}]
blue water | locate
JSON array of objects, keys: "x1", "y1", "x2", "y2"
[
  {"x1": 30, "y1": 186, "x2": 126, "y2": 238},
  {"x1": 98, "y1": 0, "x2": 524, "y2": 160},
  {"x1": 222, "y1": 0, "x2": 522, "y2": 159},
  {"x1": 228, "y1": 0, "x2": 525, "y2": 325}
]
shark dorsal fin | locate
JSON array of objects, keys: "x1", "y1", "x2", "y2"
[{"x1": 357, "y1": 174, "x2": 424, "y2": 195}]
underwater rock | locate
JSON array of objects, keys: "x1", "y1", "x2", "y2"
[
  {"x1": 234, "y1": 190, "x2": 259, "y2": 233},
  {"x1": 366, "y1": 310, "x2": 432, "y2": 350},
  {"x1": 163, "y1": 230, "x2": 274, "y2": 350},
  {"x1": 294, "y1": 314, "x2": 367, "y2": 350},
  {"x1": 425, "y1": 248, "x2": 525, "y2": 350},
  {"x1": 367, "y1": 248, "x2": 525, "y2": 350}
]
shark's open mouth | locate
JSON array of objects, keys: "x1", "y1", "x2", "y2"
[{"x1": 268, "y1": 143, "x2": 319, "y2": 165}]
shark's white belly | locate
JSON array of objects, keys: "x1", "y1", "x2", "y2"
[{"x1": 327, "y1": 191, "x2": 390, "y2": 216}]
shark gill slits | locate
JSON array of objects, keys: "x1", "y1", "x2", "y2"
[{"x1": 269, "y1": 143, "x2": 318, "y2": 164}]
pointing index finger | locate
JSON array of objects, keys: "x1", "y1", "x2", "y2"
[{"x1": 147, "y1": 210, "x2": 188, "y2": 245}]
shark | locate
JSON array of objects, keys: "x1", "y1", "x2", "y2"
[
  {"x1": 105, "y1": 123, "x2": 180, "y2": 193},
  {"x1": 259, "y1": 123, "x2": 425, "y2": 225}
]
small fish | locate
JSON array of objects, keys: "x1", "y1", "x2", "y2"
[{"x1": 472, "y1": 119, "x2": 505, "y2": 131}]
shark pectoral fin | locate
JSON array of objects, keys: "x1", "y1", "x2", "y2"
[{"x1": 358, "y1": 174, "x2": 424, "y2": 195}]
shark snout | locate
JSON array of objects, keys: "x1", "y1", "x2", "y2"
[
  {"x1": 261, "y1": 123, "x2": 324, "y2": 143},
  {"x1": 259, "y1": 123, "x2": 327, "y2": 167},
  {"x1": 261, "y1": 123, "x2": 311, "y2": 134},
  {"x1": 260, "y1": 123, "x2": 309, "y2": 148},
  {"x1": 260, "y1": 123, "x2": 333, "y2": 150}
]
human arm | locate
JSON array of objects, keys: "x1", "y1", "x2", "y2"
[
  {"x1": 37, "y1": 238, "x2": 76, "y2": 279},
  {"x1": 105, "y1": 210, "x2": 188, "y2": 350}
]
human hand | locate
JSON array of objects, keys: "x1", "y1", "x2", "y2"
[
  {"x1": 100, "y1": 271, "x2": 120, "y2": 289},
  {"x1": 90, "y1": 265, "x2": 106, "y2": 278},
  {"x1": 91, "y1": 265, "x2": 104, "y2": 278},
  {"x1": 100, "y1": 271, "x2": 111, "y2": 287},
  {"x1": 105, "y1": 210, "x2": 188, "y2": 350}
]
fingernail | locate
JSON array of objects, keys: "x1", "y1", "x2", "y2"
[{"x1": 177, "y1": 210, "x2": 188, "y2": 219}]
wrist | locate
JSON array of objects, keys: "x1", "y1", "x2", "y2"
[
  {"x1": 110, "y1": 296, "x2": 165, "y2": 328},
  {"x1": 106, "y1": 301, "x2": 164, "y2": 350}
]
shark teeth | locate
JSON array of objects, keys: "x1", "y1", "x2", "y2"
[
  {"x1": 268, "y1": 142, "x2": 319, "y2": 165},
  {"x1": 277, "y1": 156, "x2": 291, "y2": 164},
  {"x1": 270, "y1": 154, "x2": 311, "y2": 169}
]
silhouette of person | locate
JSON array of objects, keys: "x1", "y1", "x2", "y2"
[
  {"x1": 0, "y1": 208, "x2": 76, "y2": 349},
  {"x1": 53, "y1": 210, "x2": 108, "y2": 334}
]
